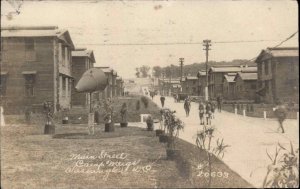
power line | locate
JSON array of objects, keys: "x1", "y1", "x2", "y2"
[
  {"x1": 237, "y1": 30, "x2": 298, "y2": 65},
  {"x1": 76, "y1": 39, "x2": 288, "y2": 46}
]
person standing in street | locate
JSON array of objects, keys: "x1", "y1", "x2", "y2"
[
  {"x1": 217, "y1": 95, "x2": 223, "y2": 112},
  {"x1": 160, "y1": 96, "x2": 166, "y2": 107},
  {"x1": 211, "y1": 100, "x2": 216, "y2": 119},
  {"x1": 274, "y1": 100, "x2": 287, "y2": 133},
  {"x1": 184, "y1": 97, "x2": 191, "y2": 117},
  {"x1": 205, "y1": 101, "x2": 212, "y2": 125},
  {"x1": 199, "y1": 101, "x2": 205, "y2": 125}
]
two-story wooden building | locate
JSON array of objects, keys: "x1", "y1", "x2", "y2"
[
  {"x1": 234, "y1": 72, "x2": 258, "y2": 101},
  {"x1": 222, "y1": 73, "x2": 236, "y2": 100},
  {"x1": 94, "y1": 67, "x2": 118, "y2": 99},
  {"x1": 208, "y1": 65, "x2": 257, "y2": 99},
  {"x1": 1, "y1": 26, "x2": 75, "y2": 113},
  {"x1": 181, "y1": 76, "x2": 198, "y2": 96},
  {"x1": 116, "y1": 77, "x2": 124, "y2": 96},
  {"x1": 71, "y1": 48, "x2": 95, "y2": 107},
  {"x1": 197, "y1": 70, "x2": 207, "y2": 97},
  {"x1": 255, "y1": 47, "x2": 299, "y2": 103}
]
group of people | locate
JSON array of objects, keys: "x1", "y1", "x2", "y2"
[
  {"x1": 198, "y1": 100, "x2": 217, "y2": 125},
  {"x1": 158, "y1": 93, "x2": 288, "y2": 134}
]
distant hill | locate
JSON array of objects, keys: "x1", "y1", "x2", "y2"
[
  {"x1": 183, "y1": 59, "x2": 256, "y2": 76},
  {"x1": 156, "y1": 59, "x2": 256, "y2": 78}
]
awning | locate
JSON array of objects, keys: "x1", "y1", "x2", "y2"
[
  {"x1": 0, "y1": 71, "x2": 8, "y2": 75},
  {"x1": 59, "y1": 73, "x2": 74, "y2": 79},
  {"x1": 22, "y1": 71, "x2": 37, "y2": 75}
]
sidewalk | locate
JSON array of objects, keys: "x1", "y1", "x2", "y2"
[{"x1": 151, "y1": 95, "x2": 299, "y2": 188}]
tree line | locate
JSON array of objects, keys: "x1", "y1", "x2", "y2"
[{"x1": 135, "y1": 59, "x2": 255, "y2": 78}]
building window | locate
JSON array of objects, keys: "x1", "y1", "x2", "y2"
[
  {"x1": 264, "y1": 60, "x2": 269, "y2": 75},
  {"x1": 24, "y1": 75, "x2": 35, "y2": 97},
  {"x1": 258, "y1": 62, "x2": 263, "y2": 76},
  {"x1": 25, "y1": 38, "x2": 34, "y2": 50},
  {"x1": 62, "y1": 77, "x2": 66, "y2": 97},
  {"x1": 62, "y1": 46, "x2": 65, "y2": 66},
  {"x1": 65, "y1": 47, "x2": 68, "y2": 65},
  {"x1": 265, "y1": 80, "x2": 269, "y2": 94},
  {"x1": 0, "y1": 75, "x2": 7, "y2": 96},
  {"x1": 289, "y1": 62, "x2": 295, "y2": 73}
]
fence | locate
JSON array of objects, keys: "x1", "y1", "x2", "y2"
[{"x1": 222, "y1": 103, "x2": 299, "y2": 119}]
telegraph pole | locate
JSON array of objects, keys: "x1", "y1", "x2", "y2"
[
  {"x1": 179, "y1": 58, "x2": 184, "y2": 80},
  {"x1": 203, "y1": 40, "x2": 211, "y2": 101},
  {"x1": 162, "y1": 71, "x2": 165, "y2": 96}
]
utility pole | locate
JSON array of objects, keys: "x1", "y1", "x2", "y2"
[
  {"x1": 203, "y1": 40, "x2": 211, "y2": 101},
  {"x1": 179, "y1": 58, "x2": 184, "y2": 93},
  {"x1": 179, "y1": 58, "x2": 184, "y2": 80},
  {"x1": 162, "y1": 71, "x2": 165, "y2": 96}
]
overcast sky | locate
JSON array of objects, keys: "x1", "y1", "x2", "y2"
[{"x1": 1, "y1": 0, "x2": 298, "y2": 78}]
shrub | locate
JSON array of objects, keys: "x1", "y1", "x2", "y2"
[
  {"x1": 136, "y1": 100, "x2": 141, "y2": 111},
  {"x1": 141, "y1": 96, "x2": 149, "y2": 109}
]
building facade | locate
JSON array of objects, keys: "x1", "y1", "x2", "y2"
[
  {"x1": 0, "y1": 26, "x2": 75, "y2": 113},
  {"x1": 71, "y1": 48, "x2": 95, "y2": 107},
  {"x1": 255, "y1": 47, "x2": 299, "y2": 103},
  {"x1": 95, "y1": 67, "x2": 117, "y2": 99},
  {"x1": 116, "y1": 77, "x2": 124, "y2": 96},
  {"x1": 181, "y1": 76, "x2": 198, "y2": 96},
  {"x1": 208, "y1": 66, "x2": 257, "y2": 99},
  {"x1": 197, "y1": 70, "x2": 207, "y2": 97},
  {"x1": 222, "y1": 73, "x2": 236, "y2": 100},
  {"x1": 234, "y1": 72, "x2": 258, "y2": 101}
]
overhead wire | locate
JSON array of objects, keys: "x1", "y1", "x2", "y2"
[{"x1": 234, "y1": 30, "x2": 298, "y2": 64}]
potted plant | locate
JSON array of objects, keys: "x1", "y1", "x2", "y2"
[
  {"x1": 103, "y1": 99, "x2": 115, "y2": 132},
  {"x1": 62, "y1": 108, "x2": 68, "y2": 124},
  {"x1": 159, "y1": 108, "x2": 170, "y2": 143},
  {"x1": 43, "y1": 101, "x2": 55, "y2": 134},
  {"x1": 155, "y1": 109, "x2": 165, "y2": 136},
  {"x1": 164, "y1": 109, "x2": 184, "y2": 160},
  {"x1": 120, "y1": 102, "x2": 128, "y2": 127},
  {"x1": 146, "y1": 115, "x2": 154, "y2": 131}
]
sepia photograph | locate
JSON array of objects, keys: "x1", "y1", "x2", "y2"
[{"x1": 0, "y1": 0, "x2": 299, "y2": 188}]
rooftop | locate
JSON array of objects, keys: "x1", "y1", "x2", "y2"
[
  {"x1": 186, "y1": 76, "x2": 198, "y2": 80},
  {"x1": 224, "y1": 74, "x2": 236, "y2": 83},
  {"x1": 197, "y1": 71, "x2": 207, "y2": 76},
  {"x1": 210, "y1": 66, "x2": 257, "y2": 73},
  {"x1": 256, "y1": 47, "x2": 299, "y2": 62},
  {"x1": 72, "y1": 49, "x2": 95, "y2": 63},
  {"x1": 1, "y1": 26, "x2": 75, "y2": 49},
  {"x1": 237, "y1": 72, "x2": 258, "y2": 81}
]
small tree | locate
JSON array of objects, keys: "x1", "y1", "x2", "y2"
[
  {"x1": 136, "y1": 100, "x2": 141, "y2": 111},
  {"x1": 102, "y1": 98, "x2": 115, "y2": 132},
  {"x1": 120, "y1": 102, "x2": 128, "y2": 127},
  {"x1": 141, "y1": 96, "x2": 149, "y2": 109},
  {"x1": 196, "y1": 126, "x2": 229, "y2": 188},
  {"x1": 162, "y1": 109, "x2": 184, "y2": 150},
  {"x1": 262, "y1": 142, "x2": 299, "y2": 188}
]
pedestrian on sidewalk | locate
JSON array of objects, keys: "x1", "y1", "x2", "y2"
[
  {"x1": 199, "y1": 101, "x2": 205, "y2": 125},
  {"x1": 205, "y1": 101, "x2": 212, "y2": 125},
  {"x1": 217, "y1": 95, "x2": 223, "y2": 112},
  {"x1": 160, "y1": 96, "x2": 166, "y2": 107},
  {"x1": 211, "y1": 100, "x2": 216, "y2": 119},
  {"x1": 184, "y1": 96, "x2": 191, "y2": 117},
  {"x1": 274, "y1": 100, "x2": 287, "y2": 133}
]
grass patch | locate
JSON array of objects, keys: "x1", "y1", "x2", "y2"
[{"x1": 1, "y1": 123, "x2": 252, "y2": 188}]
